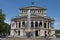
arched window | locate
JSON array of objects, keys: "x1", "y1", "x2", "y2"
[
  {"x1": 35, "y1": 22, "x2": 38, "y2": 27},
  {"x1": 44, "y1": 23, "x2": 46, "y2": 28},
  {"x1": 22, "y1": 22, "x2": 25, "y2": 27},
  {"x1": 39, "y1": 22, "x2": 42, "y2": 27},
  {"x1": 19, "y1": 22, "x2": 21, "y2": 28},
  {"x1": 31, "y1": 22, "x2": 34, "y2": 27}
]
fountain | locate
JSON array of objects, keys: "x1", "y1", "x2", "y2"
[{"x1": 26, "y1": 10, "x2": 31, "y2": 38}]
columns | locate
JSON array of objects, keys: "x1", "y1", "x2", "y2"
[
  {"x1": 25, "y1": 21, "x2": 27, "y2": 26},
  {"x1": 33, "y1": 21, "x2": 35, "y2": 28},
  {"x1": 19, "y1": 21, "x2": 45, "y2": 28},
  {"x1": 21, "y1": 21, "x2": 22, "y2": 28},
  {"x1": 17, "y1": 21, "x2": 19, "y2": 28},
  {"x1": 33, "y1": 21, "x2": 44, "y2": 28},
  {"x1": 38, "y1": 21, "x2": 40, "y2": 27},
  {"x1": 46, "y1": 22, "x2": 48, "y2": 28},
  {"x1": 42, "y1": 20, "x2": 44, "y2": 28},
  {"x1": 38, "y1": 30, "x2": 40, "y2": 36}
]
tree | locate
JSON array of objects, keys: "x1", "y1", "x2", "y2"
[
  {"x1": 4, "y1": 23, "x2": 11, "y2": 34},
  {"x1": 0, "y1": 9, "x2": 5, "y2": 22},
  {"x1": 55, "y1": 30, "x2": 60, "y2": 34},
  {"x1": 0, "y1": 9, "x2": 10, "y2": 35},
  {"x1": 0, "y1": 9, "x2": 5, "y2": 33}
]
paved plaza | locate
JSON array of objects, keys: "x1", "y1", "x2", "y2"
[
  {"x1": 0, "y1": 38, "x2": 6, "y2": 40},
  {"x1": 0, "y1": 37, "x2": 50, "y2": 40}
]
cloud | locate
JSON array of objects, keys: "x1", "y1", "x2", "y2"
[
  {"x1": 54, "y1": 22, "x2": 60, "y2": 30},
  {"x1": 4, "y1": 21, "x2": 10, "y2": 25}
]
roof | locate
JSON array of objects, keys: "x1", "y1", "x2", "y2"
[
  {"x1": 20, "y1": 6, "x2": 46, "y2": 10},
  {"x1": 11, "y1": 14, "x2": 54, "y2": 21}
]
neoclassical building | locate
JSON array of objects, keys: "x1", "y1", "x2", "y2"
[{"x1": 10, "y1": 5, "x2": 55, "y2": 37}]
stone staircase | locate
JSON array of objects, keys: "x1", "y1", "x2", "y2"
[{"x1": 5, "y1": 37, "x2": 51, "y2": 40}]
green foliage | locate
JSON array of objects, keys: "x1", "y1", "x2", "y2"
[
  {"x1": 4, "y1": 23, "x2": 11, "y2": 33},
  {"x1": 55, "y1": 30, "x2": 60, "y2": 34},
  {"x1": 0, "y1": 9, "x2": 10, "y2": 35},
  {"x1": 0, "y1": 9, "x2": 5, "y2": 22}
]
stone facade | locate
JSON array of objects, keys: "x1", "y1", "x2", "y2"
[{"x1": 10, "y1": 5, "x2": 55, "y2": 37}]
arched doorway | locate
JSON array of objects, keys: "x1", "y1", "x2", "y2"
[
  {"x1": 44, "y1": 31, "x2": 47, "y2": 37},
  {"x1": 35, "y1": 30, "x2": 38, "y2": 36},
  {"x1": 18, "y1": 31, "x2": 20, "y2": 35}
]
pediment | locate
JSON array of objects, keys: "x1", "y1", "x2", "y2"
[{"x1": 20, "y1": 6, "x2": 46, "y2": 10}]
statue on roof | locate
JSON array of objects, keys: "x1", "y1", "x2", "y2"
[{"x1": 31, "y1": 2, "x2": 35, "y2": 6}]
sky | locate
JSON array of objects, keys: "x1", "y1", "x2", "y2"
[{"x1": 0, "y1": 0, "x2": 60, "y2": 30}]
